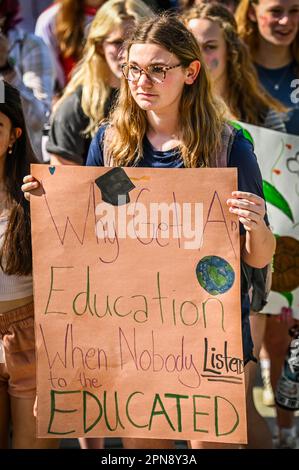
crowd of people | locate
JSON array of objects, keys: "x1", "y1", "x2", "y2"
[{"x1": 0, "y1": 0, "x2": 298, "y2": 450}]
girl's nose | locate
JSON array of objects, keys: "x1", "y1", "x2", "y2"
[{"x1": 137, "y1": 71, "x2": 153, "y2": 86}]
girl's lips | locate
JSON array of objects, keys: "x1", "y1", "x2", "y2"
[
  {"x1": 137, "y1": 93, "x2": 157, "y2": 97},
  {"x1": 274, "y1": 30, "x2": 295, "y2": 36}
]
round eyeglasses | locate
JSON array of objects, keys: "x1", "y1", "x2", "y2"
[{"x1": 121, "y1": 63, "x2": 182, "y2": 84}]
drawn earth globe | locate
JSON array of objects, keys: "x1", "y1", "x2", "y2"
[
  {"x1": 272, "y1": 236, "x2": 299, "y2": 292},
  {"x1": 196, "y1": 256, "x2": 235, "y2": 295}
]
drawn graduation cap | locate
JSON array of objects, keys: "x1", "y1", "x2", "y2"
[{"x1": 95, "y1": 167, "x2": 135, "y2": 206}]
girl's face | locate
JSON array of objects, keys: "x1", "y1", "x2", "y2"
[
  {"x1": 126, "y1": 43, "x2": 199, "y2": 114},
  {"x1": 250, "y1": 0, "x2": 299, "y2": 46},
  {"x1": 0, "y1": 111, "x2": 14, "y2": 161},
  {"x1": 188, "y1": 18, "x2": 227, "y2": 85},
  {"x1": 101, "y1": 20, "x2": 134, "y2": 79}
]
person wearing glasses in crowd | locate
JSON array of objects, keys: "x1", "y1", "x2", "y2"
[
  {"x1": 236, "y1": 0, "x2": 299, "y2": 449},
  {"x1": 22, "y1": 14, "x2": 276, "y2": 449}
]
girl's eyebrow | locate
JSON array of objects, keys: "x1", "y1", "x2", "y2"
[
  {"x1": 202, "y1": 39, "x2": 218, "y2": 45},
  {"x1": 129, "y1": 60, "x2": 170, "y2": 66}
]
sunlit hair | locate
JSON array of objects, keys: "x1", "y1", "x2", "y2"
[
  {"x1": 183, "y1": 3, "x2": 285, "y2": 124},
  {"x1": 236, "y1": 0, "x2": 299, "y2": 71},
  {"x1": 108, "y1": 13, "x2": 227, "y2": 168},
  {"x1": 0, "y1": 81, "x2": 38, "y2": 276},
  {"x1": 54, "y1": 0, "x2": 153, "y2": 136},
  {"x1": 179, "y1": 0, "x2": 240, "y2": 13}
]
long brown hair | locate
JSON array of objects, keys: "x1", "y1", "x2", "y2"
[
  {"x1": 55, "y1": 0, "x2": 103, "y2": 60},
  {"x1": 108, "y1": 13, "x2": 226, "y2": 168},
  {"x1": 236, "y1": 0, "x2": 299, "y2": 70},
  {"x1": 179, "y1": 0, "x2": 240, "y2": 13},
  {"x1": 55, "y1": 0, "x2": 153, "y2": 136},
  {"x1": 184, "y1": 3, "x2": 285, "y2": 125},
  {"x1": 0, "y1": 0, "x2": 21, "y2": 33},
  {"x1": 0, "y1": 82, "x2": 38, "y2": 276}
]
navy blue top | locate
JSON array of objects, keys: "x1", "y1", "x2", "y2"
[{"x1": 255, "y1": 62, "x2": 299, "y2": 136}]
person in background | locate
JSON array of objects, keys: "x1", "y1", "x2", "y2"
[
  {"x1": 0, "y1": 81, "x2": 59, "y2": 449},
  {"x1": 236, "y1": 0, "x2": 299, "y2": 449},
  {"x1": 0, "y1": 0, "x2": 54, "y2": 160},
  {"x1": 184, "y1": 2, "x2": 288, "y2": 449},
  {"x1": 47, "y1": 0, "x2": 154, "y2": 167},
  {"x1": 179, "y1": 0, "x2": 240, "y2": 14},
  {"x1": 35, "y1": 0, "x2": 106, "y2": 93}
]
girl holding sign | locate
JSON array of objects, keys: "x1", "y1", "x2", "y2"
[
  {"x1": 236, "y1": 0, "x2": 299, "y2": 448},
  {"x1": 0, "y1": 81, "x2": 59, "y2": 449},
  {"x1": 22, "y1": 14, "x2": 276, "y2": 449}
]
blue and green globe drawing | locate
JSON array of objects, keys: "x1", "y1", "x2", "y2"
[{"x1": 196, "y1": 256, "x2": 235, "y2": 295}]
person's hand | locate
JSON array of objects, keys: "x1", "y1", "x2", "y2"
[
  {"x1": 0, "y1": 33, "x2": 9, "y2": 68},
  {"x1": 226, "y1": 191, "x2": 266, "y2": 232},
  {"x1": 21, "y1": 175, "x2": 40, "y2": 201}
]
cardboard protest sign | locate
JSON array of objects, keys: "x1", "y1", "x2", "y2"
[
  {"x1": 238, "y1": 123, "x2": 299, "y2": 318},
  {"x1": 30, "y1": 164, "x2": 247, "y2": 443}
]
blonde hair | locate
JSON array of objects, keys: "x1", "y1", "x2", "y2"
[
  {"x1": 236, "y1": 0, "x2": 299, "y2": 70},
  {"x1": 54, "y1": 0, "x2": 153, "y2": 136},
  {"x1": 108, "y1": 14, "x2": 227, "y2": 168},
  {"x1": 183, "y1": 3, "x2": 285, "y2": 125}
]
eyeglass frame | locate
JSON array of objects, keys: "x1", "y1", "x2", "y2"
[{"x1": 121, "y1": 62, "x2": 182, "y2": 84}]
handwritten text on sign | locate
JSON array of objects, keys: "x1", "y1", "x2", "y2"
[{"x1": 30, "y1": 165, "x2": 246, "y2": 443}]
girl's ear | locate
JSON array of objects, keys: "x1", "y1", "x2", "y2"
[
  {"x1": 9, "y1": 127, "x2": 22, "y2": 145},
  {"x1": 185, "y1": 60, "x2": 201, "y2": 85},
  {"x1": 248, "y1": 4, "x2": 258, "y2": 22}
]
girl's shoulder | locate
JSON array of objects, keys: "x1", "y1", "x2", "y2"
[{"x1": 228, "y1": 128, "x2": 257, "y2": 169}]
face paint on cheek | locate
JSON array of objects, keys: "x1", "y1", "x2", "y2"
[{"x1": 209, "y1": 58, "x2": 219, "y2": 70}]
